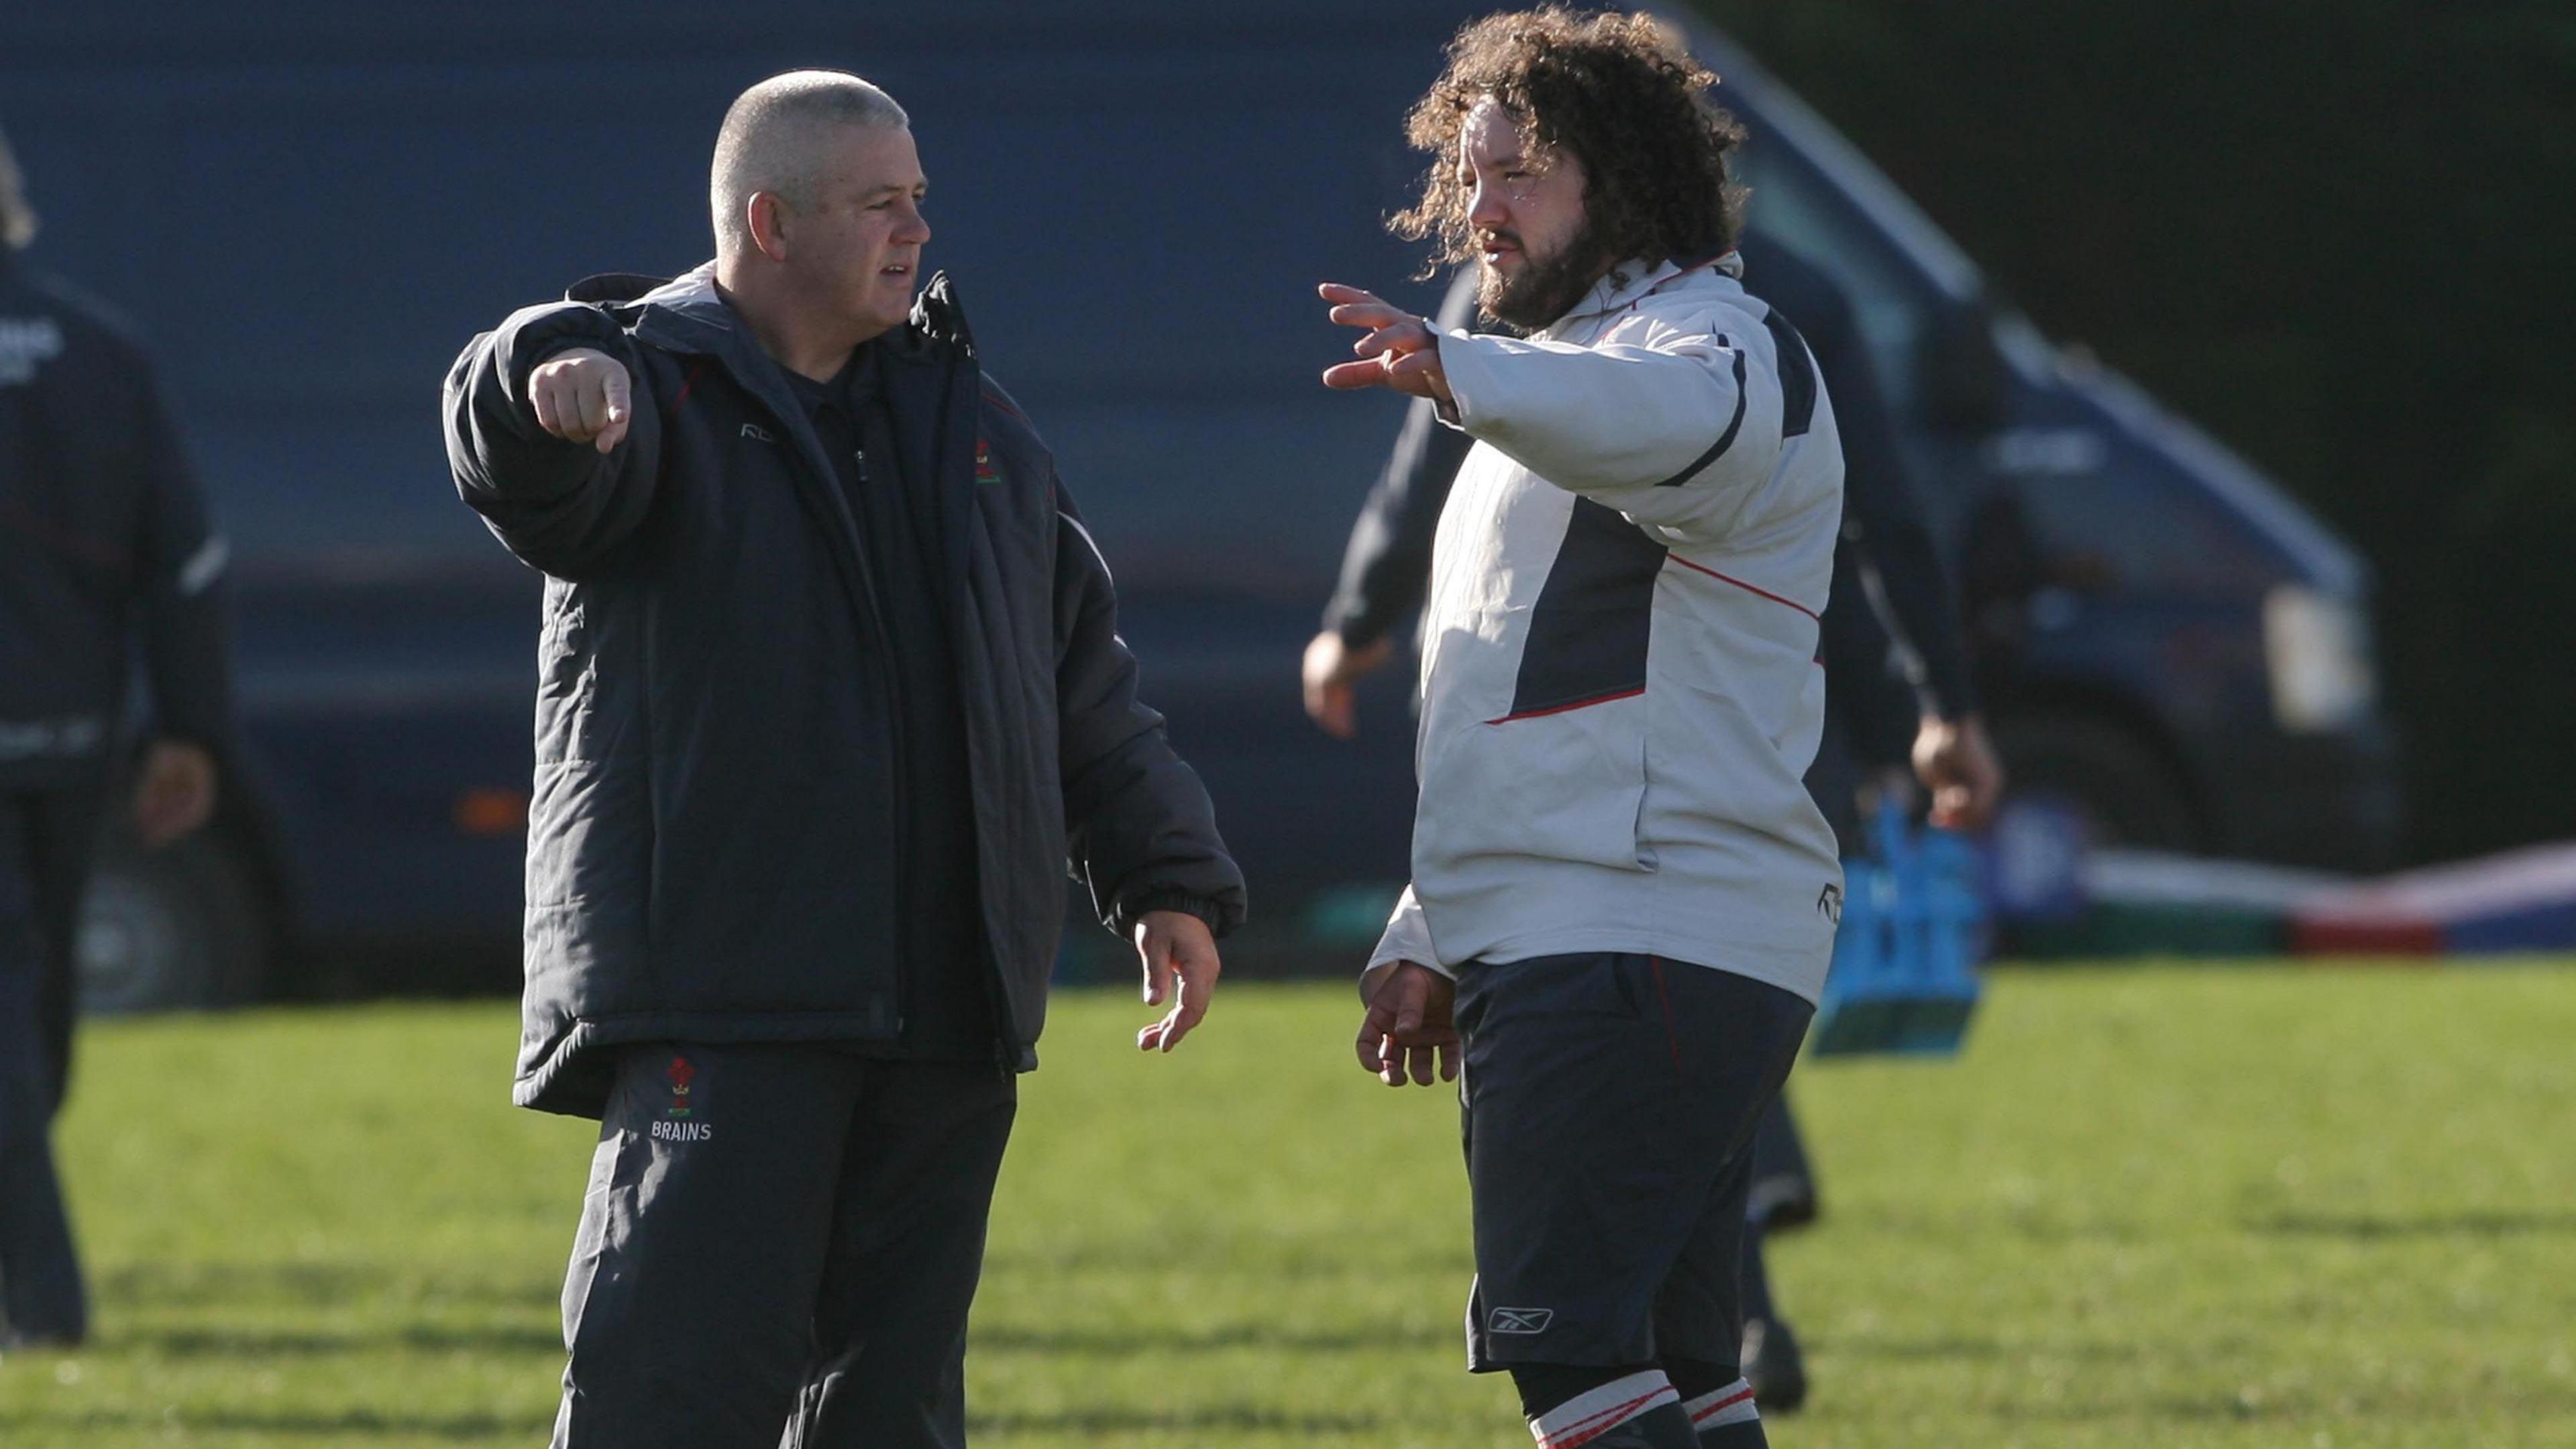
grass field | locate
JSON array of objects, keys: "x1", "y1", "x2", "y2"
[{"x1": 3, "y1": 965, "x2": 2573, "y2": 1447}]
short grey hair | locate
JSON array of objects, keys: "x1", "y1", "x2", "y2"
[
  {"x1": 0, "y1": 127, "x2": 38, "y2": 251},
  {"x1": 710, "y1": 70, "x2": 909, "y2": 256}
]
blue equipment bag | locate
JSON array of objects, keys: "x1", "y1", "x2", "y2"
[{"x1": 1810, "y1": 799, "x2": 1987, "y2": 1057}]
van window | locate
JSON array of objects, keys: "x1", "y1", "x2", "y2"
[
  {"x1": 1736, "y1": 144, "x2": 1933, "y2": 420},
  {"x1": 2011, "y1": 461, "x2": 2282, "y2": 596}
]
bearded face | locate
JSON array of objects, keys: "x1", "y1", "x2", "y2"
[
  {"x1": 1475, "y1": 212, "x2": 1611, "y2": 331},
  {"x1": 1457, "y1": 97, "x2": 1610, "y2": 333}
]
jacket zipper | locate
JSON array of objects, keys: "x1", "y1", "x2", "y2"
[
  {"x1": 851, "y1": 440, "x2": 916, "y2": 1046},
  {"x1": 930, "y1": 351, "x2": 1024, "y2": 1080},
  {"x1": 761, "y1": 377, "x2": 906, "y2": 1041}
]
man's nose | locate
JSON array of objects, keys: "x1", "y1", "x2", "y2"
[
  {"x1": 899, "y1": 201, "x2": 931, "y2": 247},
  {"x1": 1466, "y1": 176, "x2": 1509, "y2": 231}
]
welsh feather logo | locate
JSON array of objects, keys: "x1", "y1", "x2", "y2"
[
  {"x1": 1488, "y1": 1307, "x2": 1554, "y2": 1335},
  {"x1": 651, "y1": 1055, "x2": 712, "y2": 1143},
  {"x1": 974, "y1": 437, "x2": 1004, "y2": 485},
  {"x1": 664, "y1": 1055, "x2": 694, "y2": 1117}
]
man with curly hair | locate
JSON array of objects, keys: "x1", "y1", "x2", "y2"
[{"x1": 1324, "y1": 11, "x2": 1843, "y2": 1447}]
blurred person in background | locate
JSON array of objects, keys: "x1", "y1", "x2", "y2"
[
  {"x1": 1302, "y1": 69, "x2": 2001, "y2": 1427},
  {"x1": 441, "y1": 71, "x2": 1243, "y2": 1448},
  {"x1": 1303, "y1": 259, "x2": 1996, "y2": 845},
  {"x1": 0, "y1": 125, "x2": 234, "y2": 1349}
]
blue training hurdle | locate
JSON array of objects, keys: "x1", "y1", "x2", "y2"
[{"x1": 1810, "y1": 802, "x2": 1988, "y2": 1058}]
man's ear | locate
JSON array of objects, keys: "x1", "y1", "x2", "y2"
[{"x1": 745, "y1": 192, "x2": 792, "y2": 264}]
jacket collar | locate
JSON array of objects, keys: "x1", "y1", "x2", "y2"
[
  {"x1": 580, "y1": 260, "x2": 977, "y2": 368},
  {"x1": 600, "y1": 266, "x2": 851, "y2": 515},
  {"x1": 568, "y1": 262, "x2": 985, "y2": 654},
  {"x1": 582, "y1": 260, "x2": 979, "y2": 460},
  {"x1": 1542, "y1": 249, "x2": 1745, "y2": 337},
  {"x1": 611, "y1": 262, "x2": 737, "y2": 355}
]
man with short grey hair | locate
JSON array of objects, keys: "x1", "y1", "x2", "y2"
[
  {"x1": 443, "y1": 70, "x2": 1244, "y2": 1447},
  {"x1": 708, "y1": 70, "x2": 910, "y2": 256}
]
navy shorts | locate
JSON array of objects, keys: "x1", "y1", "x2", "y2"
[{"x1": 1455, "y1": 952, "x2": 1811, "y2": 1371}]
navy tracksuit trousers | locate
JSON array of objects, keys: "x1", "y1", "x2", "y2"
[
  {"x1": 0, "y1": 786, "x2": 99, "y2": 1342},
  {"x1": 551, "y1": 1043, "x2": 1017, "y2": 1449}
]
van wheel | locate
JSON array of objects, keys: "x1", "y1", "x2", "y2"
[
  {"x1": 78, "y1": 830, "x2": 272, "y2": 1014},
  {"x1": 1993, "y1": 714, "x2": 2202, "y2": 854}
]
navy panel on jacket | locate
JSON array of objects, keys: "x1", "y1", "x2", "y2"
[
  {"x1": 1501, "y1": 497, "x2": 1670, "y2": 721},
  {"x1": 1760, "y1": 307, "x2": 1818, "y2": 440},
  {"x1": 1650, "y1": 344, "x2": 1748, "y2": 488}
]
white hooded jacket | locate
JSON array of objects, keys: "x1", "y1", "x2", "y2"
[{"x1": 1366, "y1": 252, "x2": 1846, "y2": 1004}]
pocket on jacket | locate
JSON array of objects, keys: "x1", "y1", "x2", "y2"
[
  {"x1": 1415, "y1": 691, "x2": 1652, "y2": 873},
  {"x1": 538, "y1": 577, "x2": 586, "y2": 651},
  {"x1": 525, "y1": 758, "x2": 648, "y2": 910}
]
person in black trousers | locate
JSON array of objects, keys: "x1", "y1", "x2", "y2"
[
  {"x1": 444, "y1": 72, "x2": 1244, "y2": 1448},
  {"x1": 1, "y1": 125, "x2": 235, "y2": 1350}
]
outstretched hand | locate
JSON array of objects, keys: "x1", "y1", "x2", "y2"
[
  {"x1": 1318, "y1": 283, "x2": 1451, "y2": 402},
  {"x1": 1913, "y1": 713, "x2": 2006, "y2": 831},
  {"x1": 133, "y1": 739, "x2": 217, "y2": 849},
  {"x1": 1355, "y1": 961, "x2": 1459, "y2": 1087},
  {"x1": 528, "y1": 347, "x2": 633, "y2": 454},
  {"x1": 1134, "y1": 909, "x2": 1222, "y2": 1053},
  {"x1": 1301, "y1": 630, "x2": 1395, "y2": 739}
]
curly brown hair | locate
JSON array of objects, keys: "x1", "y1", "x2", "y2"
[{"x1": 1392, "y1": 7, "x2": 1747, "y2": 280}]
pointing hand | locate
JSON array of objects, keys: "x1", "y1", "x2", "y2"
[
  {"x1": 527, "y1": 347, "x2": 634, "y2": 455},
  {"x1": 1318, "y1": 283, "x2": 1450, "y2": 402}
]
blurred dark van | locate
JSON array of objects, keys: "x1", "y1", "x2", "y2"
[{"x1": 0, "y1": 1, "x2": 2394, "y2": 1010}]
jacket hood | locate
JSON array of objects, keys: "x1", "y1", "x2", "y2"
[
  {"x1": 560, "y1": 262, "x2": 977, "y2": 363},
  {"x1": 1548, "y1": 249, "x2": 1747, "y2": 335}
]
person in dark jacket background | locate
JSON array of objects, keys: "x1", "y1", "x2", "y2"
[
  {"x1": 0, "y1": 125, "x2": 233, "y2": 1350},
  {"x1": 1305, "y1": 237, "x2": 1994, "y2": 812},
  {"x1": 441, "y1": 73, "x2": 1244, "y2": 1449},
  {"x1": 1301, "y1": 233, "x2": 1999, "y2": 1411}
]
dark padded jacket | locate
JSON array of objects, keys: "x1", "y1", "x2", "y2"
[
  {"x1": 442, "y1": 264, "x2": 1245, "y2": 1116},
  {"x1": 1, "y1": 249, "x2": 233, "y2": 790}
]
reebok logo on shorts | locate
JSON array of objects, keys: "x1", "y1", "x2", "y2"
[{"x1": 1488, "y1": 1306, "x2": 1554, "y2": 1334}]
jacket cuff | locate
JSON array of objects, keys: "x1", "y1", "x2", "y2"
[
  {"x1": 1922, "y1": 662, "x2": 1980, "y2": 722},
  {"x1": 1320, "y1": 609, "x2": 1394, "y2": 653},
  {"x1": 1434, "y1": 327, "x2": 1496, "y2": 431},
  {"x1": 1361, "y1": 884, "x2": 1449, "y2": 998},
  {"x1": 1116, "y1": 888, "x2": 1234, "y2": 940},
  {"x1": 496, "y1": 303, "x2": 630, "y2": 426},
  {"x1": 150, "y1": 708, "x2": 236, "y2": 757}
]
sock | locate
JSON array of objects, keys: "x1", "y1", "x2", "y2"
[
  {"x1": 1513, "y1": 1365, "x2": 1698, "y2": 1448},
  {"x1": 1666, "y1": 1357, "x2": 1764, "y2": 1446}
]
